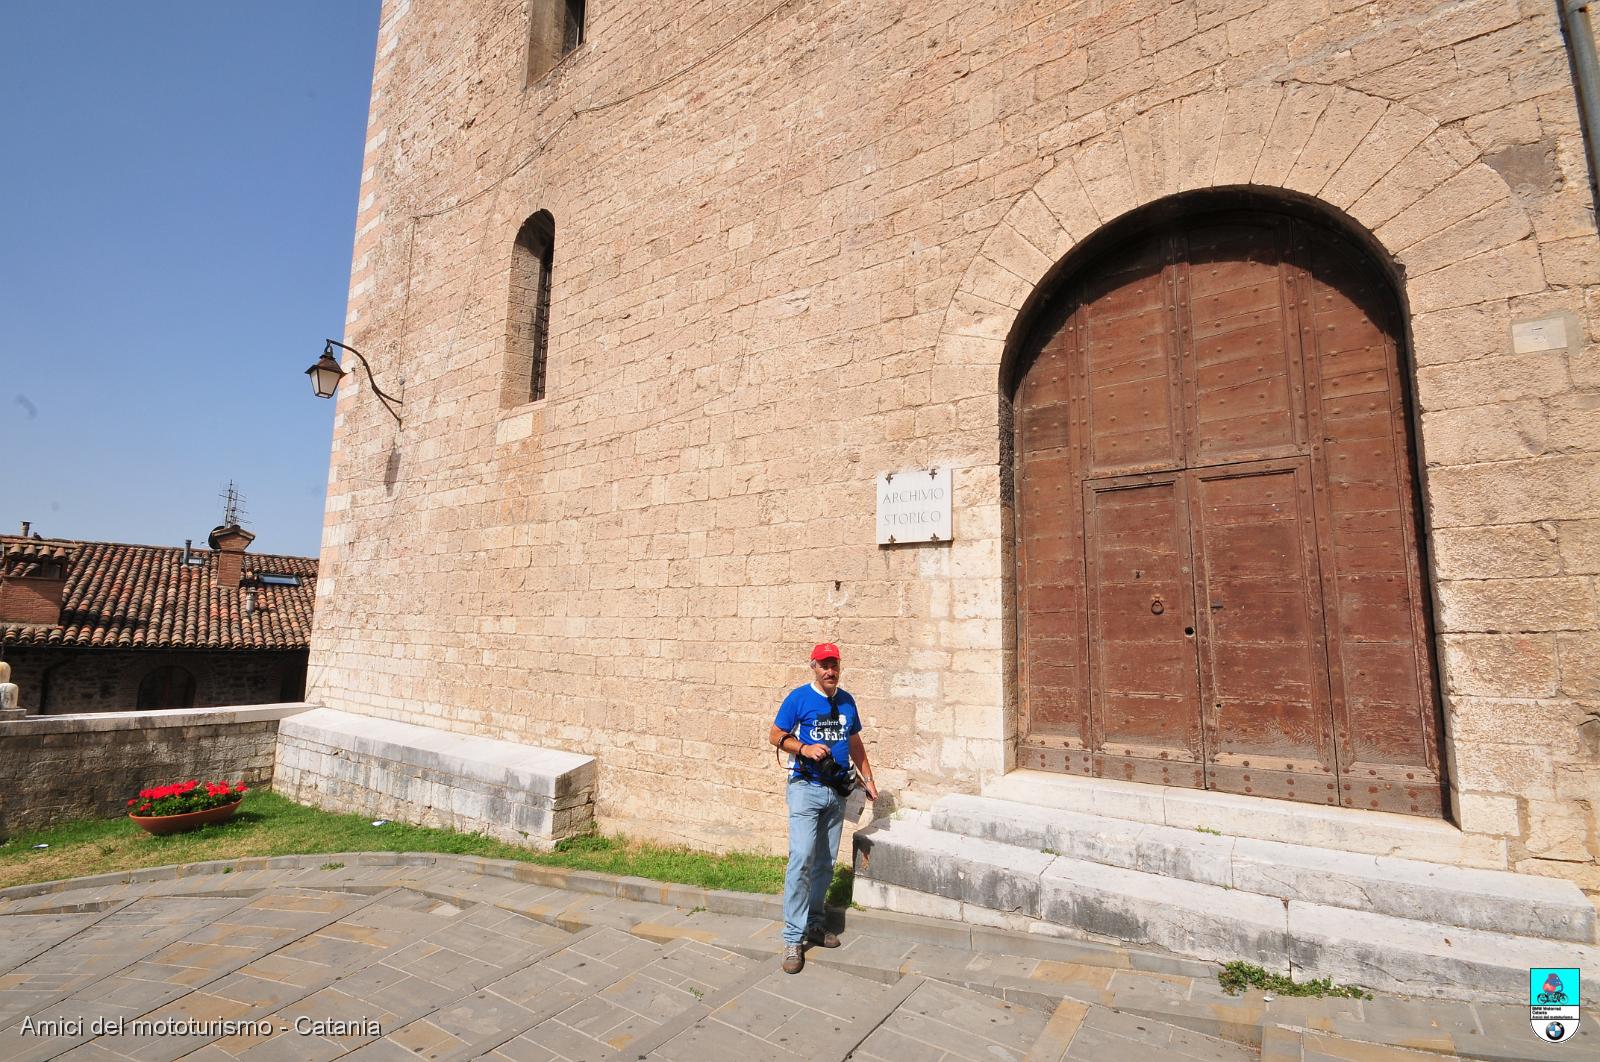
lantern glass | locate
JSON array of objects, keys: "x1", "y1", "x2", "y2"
[{"x1": 306, "y1": 353, "x2": 345, "y2": 399}]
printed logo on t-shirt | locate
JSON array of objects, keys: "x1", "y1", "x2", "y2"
[{"x1": 807, "y1": 717, "x2": 849, "y2": 743}]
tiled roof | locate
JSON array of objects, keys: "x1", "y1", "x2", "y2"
[
  {"x1": 1, "y1": 539, "x2": 76, "y2": 577},
  {"x1": 0, "y1": 537, "x2": 317, "y2": 651}
]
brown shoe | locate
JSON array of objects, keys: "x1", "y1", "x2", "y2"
[
  {"x1": 782, "y1": 944, "x2": 804, "y2": 974},
  {"x1": 805, "y1": 923, "x2": 840, "y2": 948}
]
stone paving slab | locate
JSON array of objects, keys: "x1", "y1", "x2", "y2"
[
  {"x1": 2, "y1": 855, "x2": 1594, "y2": 1060},
  {"x1": 0, "y1": 908, "x2": 129, "y2": 977}
]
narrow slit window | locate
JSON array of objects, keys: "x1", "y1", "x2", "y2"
[
  {"x1": 527, "y1": 0, "x2": 586, "y2": 84},
  {"x1": 506, "y1": 211, "x2": 555, "y2": 405},
  {"x1": 563, "y1": 1, "x2": 586, "y2": 53}
]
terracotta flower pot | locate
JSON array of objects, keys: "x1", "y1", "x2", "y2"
[{"x1": 129, "y1": 798, "x2": 242, "y2": 836}]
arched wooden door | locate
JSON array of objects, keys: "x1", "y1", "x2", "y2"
[{"x1": 1012, "y1": 209, "x2": 1444, "y2": 817}]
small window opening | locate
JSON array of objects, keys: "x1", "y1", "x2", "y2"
[
  {"x1": 527, "y1": 0, "x2": 586, "y2": 84},
  {"x1": 563, "y1": 1, "x2": 586, "y2": 53},
  {"x1": 256, "y1": 572, "x2": 302, "y2": 587},
  {"x1": 506, "y1": 211, "x2": 555, "y2": 405}
]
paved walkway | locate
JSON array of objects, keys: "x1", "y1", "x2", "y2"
[{"x1": 0, "y1": 853, "x2": 1589, "y2": 1061}]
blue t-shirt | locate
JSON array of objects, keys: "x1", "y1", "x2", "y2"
[{"x1": 774, "y1": 684, "x2": 861, "y2": 784}]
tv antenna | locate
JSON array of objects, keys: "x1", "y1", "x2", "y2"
[{"x1": 220, "y1": 482, "x2": 248, "y2": 527}]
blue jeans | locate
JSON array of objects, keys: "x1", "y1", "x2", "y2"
[{"x1": 783, "y1": 778, "x2": 844, "y2": 945}]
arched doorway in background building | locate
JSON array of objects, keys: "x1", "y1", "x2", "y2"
[{"x1": 1007, "y1": 196, "x2": 1446, "y2": 817}]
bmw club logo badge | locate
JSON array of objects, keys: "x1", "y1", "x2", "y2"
[{"x1": 1530, "y1": 968, "x2": 1581, "y2": 1043}]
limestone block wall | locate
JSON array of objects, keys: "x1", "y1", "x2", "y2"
[
  {"x1": 311, "y1": 0, "x2": 1600, "y2": 888},
  {"x1": 0, "y1": 704, "x2": 308, "y2": 836}
]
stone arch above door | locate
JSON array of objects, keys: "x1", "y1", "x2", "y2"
[{"x1": 936, "y1": 82, "x2": 1537, "y2": 378}]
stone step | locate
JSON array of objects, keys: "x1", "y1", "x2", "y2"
[
  {"x1": 984, "y1": 769, "x2": 1507, "y2": 868},
  {"x1": 931, "y1": 793, "x2": 1597, "y2": 944},
  {"x1": 853, "y1": 812, "x2": 1600, "y2": 1005}
]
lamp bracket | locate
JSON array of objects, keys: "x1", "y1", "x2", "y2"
[{"x1": 324, "y1": 339, "x2": 404, "y2": 425}]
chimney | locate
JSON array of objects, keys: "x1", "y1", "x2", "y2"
[
  {"x1": 208, "y1": 523, "x2": 256, "y2": 591},
  {"x1": 0, "y1": 538, "x2": 76, "y2": 626},
  {"x1": 19, "y1": 521, "x2": 29, "y2": 537}
]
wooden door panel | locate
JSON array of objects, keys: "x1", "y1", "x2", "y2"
[
  {"x1": 1301, "y1": 231, "x2": 1442, "y2": 816},
  {"x1": 1015, "y1": 311, "x2": 1089, "y2": 750},
  {"x1": 1085, "y1": 474, "x2": 1204, "y2": 787},
  {"x1": 1191, "y1": 460, "x2": 1338, "y2": 803},
  {"x1": 1184, "y1": 221, "x2": 1304, "y2": 464},
  {"x1": 1080, "y1": 238, "x2": 1181, "y2": 476},
  {"x1": 1014, "y1": 209, "x2": 1443, "y2": 817}
]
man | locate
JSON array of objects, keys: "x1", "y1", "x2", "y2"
[{"x1": 768, "y1": 643, "x2": 878, "y2": 974}]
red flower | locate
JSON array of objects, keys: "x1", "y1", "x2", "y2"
[{"x1": 128, "y1": 778, "x2": 247, "y2": 818}]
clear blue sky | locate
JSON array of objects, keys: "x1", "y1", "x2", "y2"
[{"x1": 0, "y1": 2, "x2": 381, "y2": 558}]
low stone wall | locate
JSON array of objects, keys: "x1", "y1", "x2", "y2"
[
  {"x1": 0, "y1": 703, "x2": 312, "y2": 836},
  {"x1": 274, "y1": 707, "x2": 596, "y2": 847}
]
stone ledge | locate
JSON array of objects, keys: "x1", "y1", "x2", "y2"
[
  {"x1": 273, "y1": 707, "x2": 595, "y2": 846},
  {"x1": 934, "y1": 794, "x2": 1595, "y2": 943},
  {"x1": 985, "y1": 769, "x2": 1508, "y2": 869},
  {"x1": 278, "y1": 707, "x2": 592, "y2": 797},
  {"x1": 0, "y1": 702, "x2": 314, "y2": 736},
  {"x1": 854, "y1": 812, "x2": 1600, "y2": 1004}
]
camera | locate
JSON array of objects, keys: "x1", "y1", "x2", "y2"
[{"x1": 810, "y1": 749, "x2": 856, "y2": 797}]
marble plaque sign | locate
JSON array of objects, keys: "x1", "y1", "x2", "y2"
[{"x1": 876, "y1": 466, "x2": 952, "y2": 545}]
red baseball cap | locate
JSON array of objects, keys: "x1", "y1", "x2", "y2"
[{"x1": 810, "y1": 643, "x2": 842, "y2": 662}]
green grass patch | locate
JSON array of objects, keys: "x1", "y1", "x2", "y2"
[
  {"x1": 1218, "y1": 961, "x2": 1371, "y2": 1000},
  {"x1": 0, "y1": 790, "x2": 850, "y2": 900},
  {"x1": 826, "y1": 864, "x2": 853, "y2": 908}
]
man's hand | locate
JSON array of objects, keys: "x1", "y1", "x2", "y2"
[
  {"x1": 848, "y1": 732, "x2": 878, "y2": 802},
  {"x1": 800, "y1": 743, "x2": 829, "y2": 761}
]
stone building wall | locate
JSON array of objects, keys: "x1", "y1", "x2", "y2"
[
  {"x1": 311, "y1": 0, "x2": 1599, "y2": 888},
  {"x1": 0, "y1": 705, "x2": 305, "y2": 836},
  {"x1": 2, "y1": 646, "x2": 312, "y2": 713},
  {"x1": 1, "y1": 648, "x2": 309, "y2": 714}
]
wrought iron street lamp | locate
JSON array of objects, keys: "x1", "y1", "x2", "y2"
[{"x1": 305, "y1": 339, "x2": 403, "y2": 424}]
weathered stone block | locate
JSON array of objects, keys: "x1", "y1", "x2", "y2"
[
  {"x1": 1421, "y1": 401, "x2": 1547, "y2": 464},
  {"x1": 1417, "y1": 352, "x2": 1567, "y2": 413},
  {"x1": 1558, "y1": 632, "x2": 1600, "y2": 698},
  {"x1": 1455, "y1": 791, "x2": 1521, "y2": 836},
  {"x1": 1408, "y1": 238, "x2": 1546, "y2": 313},
  {"x1": 1452, "y1": 740, "x2": 1556, "y2": 797},
  {"x1": 274, "y1": 707, "x2": 594, "y2": 847},
  {"x1": 1441, "y1": 633, "x2": 1560, "y2": 697},
  {"x1": 1427, "y1": 455, "x2": 1600, "y2": 526},
  {"x1": 1431, "y1": 524, "x2": 1561, "y2": 579},
  {"x1": 1450, "y1": 697, "x2": 1587, "y2": 748},
  {"x1": 1288, "y1": 902, "x2": 1600, "y2": 1003},
  {"x1": 1524, "y1": 803, "x2": 1594, "y2": 862},
  {"x1": 1435, "y1": 577, "x2": 1596, "y2": 632}
]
